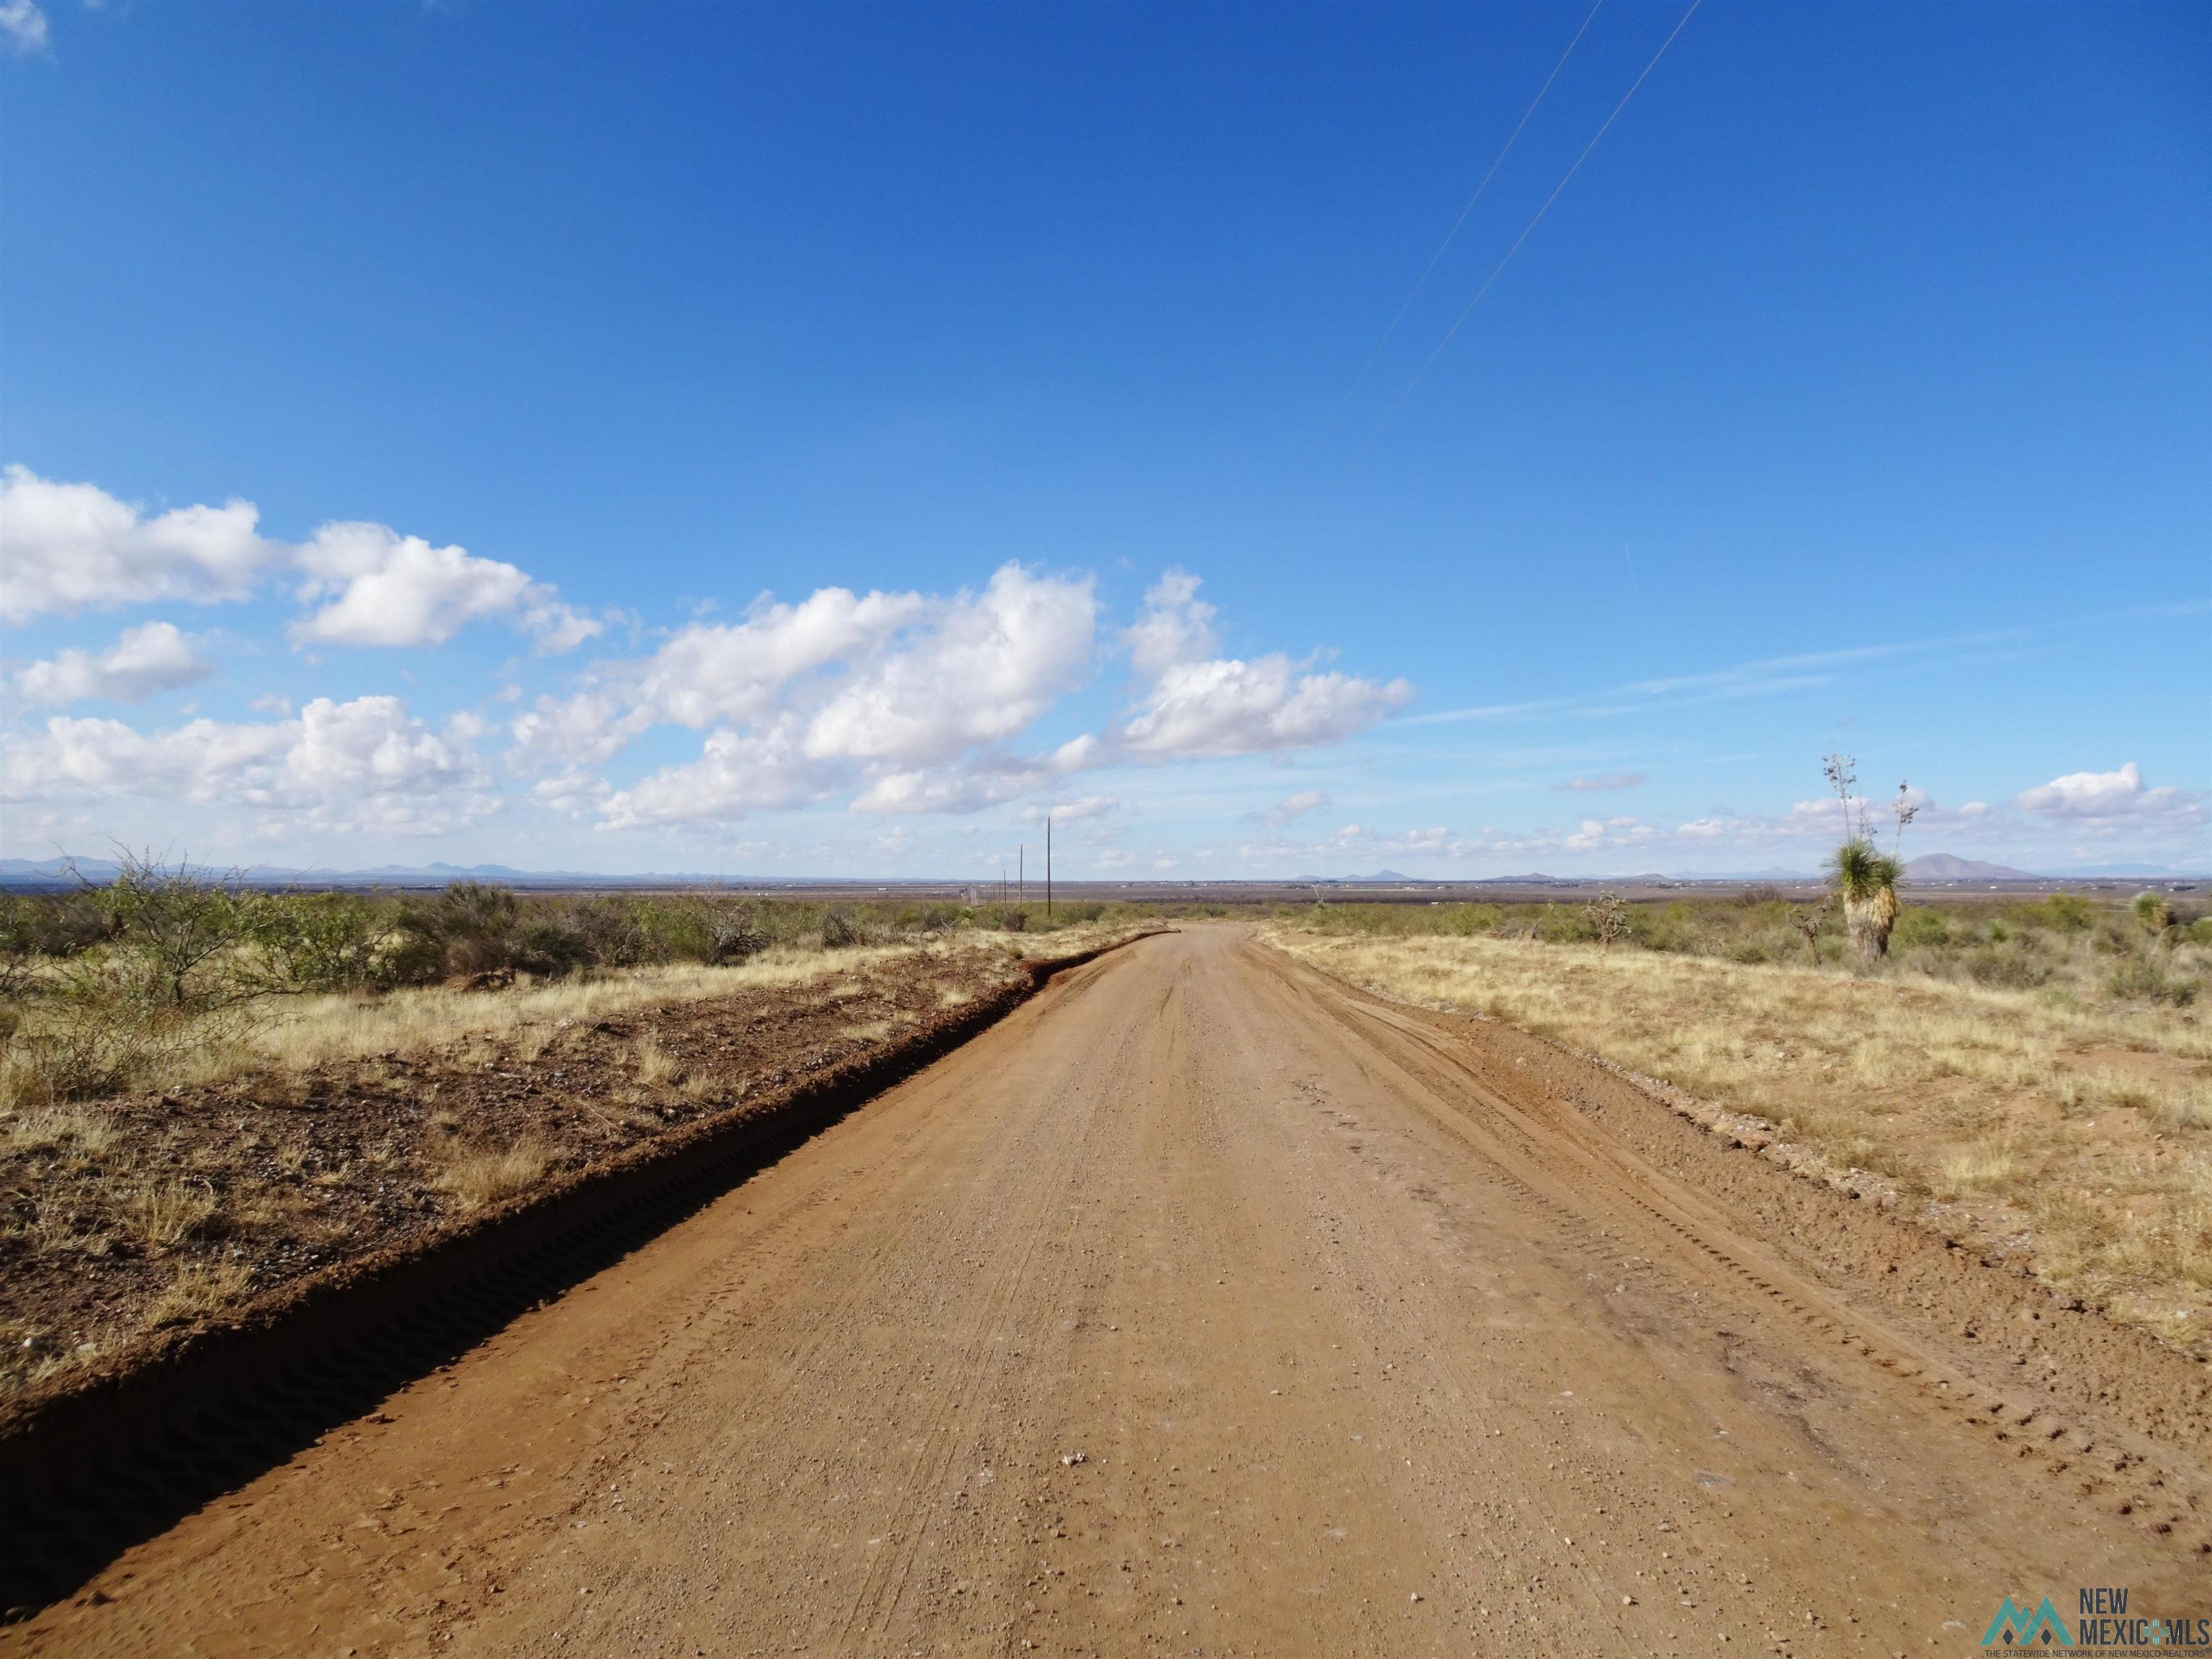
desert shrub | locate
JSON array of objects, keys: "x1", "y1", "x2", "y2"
[
  {"x1": 511, "y1": 917, "x2": 595, "y2": 978},
  {"x1": 393, "y1": 882, "x2": 529, "y2": 980},
  {"x1": 97, "y1": 853, "x2": 264, "y2": 1014},
  {"x1": 1962, "y1": 942, "x2": 2053, "y2": 989},
  {"x1": 3, "y1": 960, "x2": 250, "y2": 1106},
  {"x1": 565, "y1": 899, "x2": 660, "y2": 968},
  {"x1": 2134, "y1": 891, "x2": 2177, "y2": 935},
  {"x1": 0, "y1": 890, "x2": 109, "y2": 966},
  {"x1": 820, "y1": 907, "x2": 862, "y2": 948},
  {"x1": 250, "y1": 891, "x2": 397, "y2": 993},
  {"x1": 2106, "y1": 957, "x2": 2200, "y2": 1007},
  {"x1": 706, "y1": 902, "x2": 770, "y2": 963},
  {"x1": 1892, "y1": 908, "x2": 1950, "y2": 949},
  {"x1": 2038, "y1": 894, "x2": 2095, "y2": 933}
]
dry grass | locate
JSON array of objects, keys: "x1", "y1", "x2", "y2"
[
  {"x1": 124, "y1": 1178, "x2": 217, "y2": 1251},
  {"x1": 631, "y1": 1036, "x2": 685, "y2": 1088},
  {"x1": 144, "y1": 1260, "x2": 253, "y2": 1329},
  {"x1": 1266, "y1": 927, "x2": 2212, "y2": 1354},
  {"x1": 433, "y1": 1141, "x2": 550, "y2": 1211},
  {"x1": 176, "y1": 926, "x2": 1131, "y2": 1089},
  {"x1": 5, "y1": 1105, "x2": 117, "y2": 1159}
]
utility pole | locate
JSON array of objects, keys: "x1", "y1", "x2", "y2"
[
  {"x1": 1046, "y1": 814, "x2": 1053, "y2": 920},
  {"x1": 1019, "y1": 844, "x2": 1025, "y2": 907}
]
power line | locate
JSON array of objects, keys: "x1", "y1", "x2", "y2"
[
  {"x1": 1362, "y1": 0, "x2": 1703, "y2": 451},
  {"x1": 1319, "y1": 1, "x2": 1604, "y2": 442}
]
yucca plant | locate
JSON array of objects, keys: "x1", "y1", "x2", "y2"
[{"x1": 1832, "y1": 837, "x2": 1903, "y2": 961}]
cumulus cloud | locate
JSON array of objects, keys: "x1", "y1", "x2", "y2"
[
  {"x1": 600, "y1": 719, "x2": 832, "y2": 828},
  {"x1": 1116, "y1": 574, "x2": 1411, "y2": 760},
  {"x1": 1554, "y1": 772, "x2": 1645, "y2": 793},
  {"x1": 803, "y1": 566, "x2": 1094, "y2": 765},
  {"x1": 6, "y1": 695, "x2": 495, "y2": 835},
  {"x1": 13, "y1": 622, "x2": 210, "y2": 706},
  {"x1": 0, "y1": 467, "x2": 274, "y2": 623},
  {"x1": 292, "y1": 521, "x2": 599, "y2": 652},
  {"x1": 1120, "y1": 657, "x2": 1411, "y2": 757},
  {"x1": 2015, "y1": 763, "x2": 2202, "y2": 826},
  {"x1": 1, "y1": 469, "x2": 594, "y2": 652},
  {"x1": 552, "y1": 564, "x2": 1100, "y2": 826},
  {"x1": 0, "y1": 0, "x2": 48, "y2": 55}
]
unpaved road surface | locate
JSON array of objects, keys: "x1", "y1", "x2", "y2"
[{"x1": 14, "y1": 926, "x2": 2209, "y2": 1656}]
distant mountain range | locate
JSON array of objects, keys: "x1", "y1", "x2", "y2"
[{"x1": 1900, "y1": 853, "x2": 2036, "y2": 881}]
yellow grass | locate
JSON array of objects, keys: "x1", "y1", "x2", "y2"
[
  {"x1": 144, "y1": 1260, "x2": 253, "y2": 1328},
  {"x1": 433, "y1": 1140, "x2": 550, "y2": 1210},
  {"x1": 125, "y1": 1177, "x2": 217, "y2": 1251},
  {"x1": 1265, "y1": 927, "x2": 2212, "y2": 1354},
  {"x1": 181, "y1": 926, "x2": 1131, "y2": 1085}
]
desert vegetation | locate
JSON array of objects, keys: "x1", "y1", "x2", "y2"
[
  {"x1": 0, "y1": 859, "x2": 1146, "y2": 1398},
  {"x1": 1267, "y1": 884, "x2": 2212, "y2": 1353}
]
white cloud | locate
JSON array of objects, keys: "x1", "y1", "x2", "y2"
[
  {"x1": 6, "y1": 695, "x2": 495, "y2": 835},
  {"x1": 2015, "y1": 763, "x2": 2202, "y2": 826},
  {"x1": 848, "y1": 766, "x2": 1036, "y2": 817},
  {"x1": 510, "y1": 691, "x2": 651, "y2": 770},
  {"x1": 0, "y1": 467, "x2": 274, "y2": 623},
  {"x1": 1554, "y1": 772, "x2": 1645, "y2": 792},
  {"x1": 1116, "y1": 572, "x2": 1411, "y2": 759},
  {"x1": 1120, "y1": 656, "x2": 1412, "y2": 758},
  {"x1": 0, "y1": 0, "x2": 48, "y2": 55},
  {"x1": 0, "y1": 469, "x2": 593, "y2": 652},
  {"x1": 1125, "y1": 568, "x2": 1217, "y2": 678},
  {"x1": 802, "y1": 565, "x2": 1095, "y2": 765},
  {"x1": 1022, "y1": 794, "x2": 1119, "y2": 824},
  {"x1": 13, "y1": 621, "x2": 210, "y2": 705},
  {"x1": 1254, "y1": 788, "x2": 1331, "y2": 827},
  {"x1": 599, "y1": 718, "x2": 833, "y2": 828},
  {"x1": 633, "y1": 588, "x2": 930, "y2": 729},
  {"x1": 554, "y1": 564, "x2": 1100, "y2": 825},
  {"x1": 292, "y1": 521, "x2": 599, "y2": 652}
]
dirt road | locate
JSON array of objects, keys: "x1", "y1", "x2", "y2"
[{"x1": 14, "y1": 926, "x2": 2208, "y2": 1656}]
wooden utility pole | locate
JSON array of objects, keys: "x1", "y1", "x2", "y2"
[
  {"x1": 1046, "y1": 815, "x2": 1053, "y2": 920},
  {"x1": 1019, "y1": 845, "x2": 1025, "y2": 907}
]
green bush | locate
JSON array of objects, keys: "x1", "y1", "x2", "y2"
[
  {"x1": 2037, "y1": 894, "x2": 2095, "y2": 933},
  {"x1": 1891, "y1": 908, "x2": 1951, "y2": 949},
  {"x1": 250, "y1": 891, "x2": 397, "y2": 993}
]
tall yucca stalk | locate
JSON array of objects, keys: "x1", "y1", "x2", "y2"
[{"x1": 1832, "y1": 837, "x2": 1902, "y2": 961}]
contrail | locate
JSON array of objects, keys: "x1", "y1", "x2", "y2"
[
  {"x1": 1317, "y1": 1, "x2": 1605, "y2": 442},
  {"x1": 1363, "y1": 0, "x2": 1704, "y2": 449}
]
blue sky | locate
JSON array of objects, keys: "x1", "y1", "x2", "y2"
[{"x1": 3, "y1": 0, "x2": 2206, "y2": 877}]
